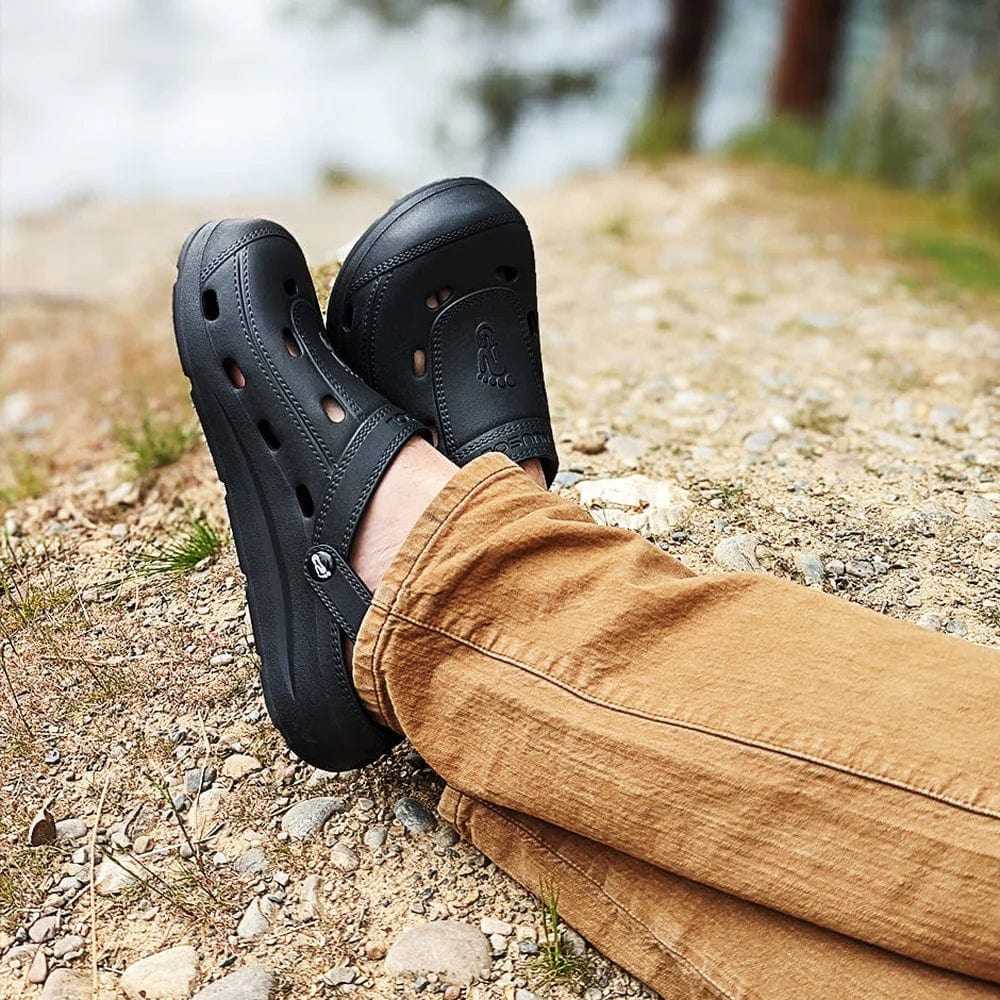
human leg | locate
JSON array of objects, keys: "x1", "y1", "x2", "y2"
[
  {"x1": 441, "y1": 789, "x2": 998, "y2": 999},
  {"x1": 352, "y1": 454, "x2": 1000, "y2": 982}
]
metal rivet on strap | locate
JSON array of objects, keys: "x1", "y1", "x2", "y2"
[{"x1": 308, "y1": 549, "x2": 335, "y2": 581}]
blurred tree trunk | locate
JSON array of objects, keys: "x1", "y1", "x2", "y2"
[
  {"x1": 653, "y1": 0, "x2": 720, "y2": 147},
  {"x1": 772, "y1": 0, "x2": 850, "y2": 120}
]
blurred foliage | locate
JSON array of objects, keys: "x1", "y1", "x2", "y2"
[
  {"x1": 966, "y1": 152, "x2": 1000, "y2": 236},
  {"x1": 471, "y1": 67, "x2": 600, "y2": 155},
  {"x1": 628, "y1": 97, "x2": 696, "y2": 160},
  {"x1": 294, "y1": 0, "x2": 606, "y2": 166},
  {"x1": 304, "y1": 0, "x2": 518, "y2": 27},
  {"x1": 901, "y1": 234, "x2": 1000, "y2": 292},
  {"x1": 727, "y1": 117, "x2": 823, "y2": 170}
]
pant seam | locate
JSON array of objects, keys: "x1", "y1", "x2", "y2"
[
  {"x1": 381, "y1": 608, "x2": 1000, "y2": 821},
  {"x1": 453, "y1": 790, "x2": 736, "y2": 1000},
  {"x1": 361, "y1": 460, "x2": 522, "y2": 729}
]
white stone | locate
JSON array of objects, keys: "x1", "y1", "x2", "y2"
[
  {"x1": 578, "y1": 475, "x2": 692, "y2": 536},
  {"x1": 330, "y1": 844, "x2": 359, "y2": 872},
  {"x1": 93, "y1": 856, "x2": 143, "y2": 895},
  {"x1": 41, "y1": 969, "x2": 91, "y2": 1000},
  {"x1": 187, "y1": 788, "x2": 227, "y2": 830},
  {"x1": 385, "y1": 921, "x2": 491, "y2": 985},
  {"x1": 714, "y1": 534, "x2": 762, "y2": 572},
  {"x1": 191, "y1": 966, "x2": 273, "y2": 1000},
  {"x1": 237, "y1": 897, "x2": 278, "y2": 941},
  {"x1": 297, "y1": 874, "x2": 322, "y2": 920},
  {"x1": 220, "y1": 754, "x2": 262, "y2": 780},
  {"x1": 120, "y1": 945, "x2": 199, "y2": 999},
  {"x1": 965, "y1": 495, "x2": 997, "y2": 522},
  {"x1": 280, "y1": 797, "x2": 346, "y2": 839},
  {"x1": 479, "y1": 917, "x2": 512, "y2": 937}
]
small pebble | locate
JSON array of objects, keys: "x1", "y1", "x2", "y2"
[
  {"x1": 363, "y1": 826, "x2": 387, "y2": 850},
  {"x1": 185, "y1": 766, "x2": 217, "y2": 794},
  {"x1": 220, "y1": 754, "x2": 262, "y2": 779},
  {"x1": 29, "y1": 915, "x2": 58, "y2": 943},
  {"x1": 331, "y1": 844, "x2": 360, "y2": 872},
  {"x1": 27, "y1": 948, "x2": 47, "y2": 984},
  {"x1": 393, "y1": 797, "x2": 436, "y2": 834},
  {"x1": 54, "y1": 818, "x2": 88, "y2": 841},
  {"x1": 53, "y1": 934, "x2": 86, "y2": 959},
  {"x1": 480, "y1": 917, "x2": 512, "y2": 937},
  {"x1": 323, "y1": 966, "x2": 357, "y2": 986}
]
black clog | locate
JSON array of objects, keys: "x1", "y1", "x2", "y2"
[
  {"x1": 173, "y1": 219, "x2": 425, "y2": 770},
  {"x1": 326, "y1": 177, "x2": 558, "y2": 484}
]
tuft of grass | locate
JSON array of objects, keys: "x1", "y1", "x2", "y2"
[
  {"x1": 0, "y1": 449, "x2": 49, "y2": 507},
  {"x1": 138, "y1": 517, "x2": 223, "y2": 576},
  {"x1": 791, "y1": 401, "x2": 846, "y2": 436},
  {"x1": 713, "y1": 479, "x2": 748, "y2": 509},
  {"x1": 532, "y1": 881, "x2": 593, "y2": 990},
  {"x1": 115, "y1": 409, "x2": 197, "y2": 478},
  {"x1": 1, "y1": 533, "x2": 71, "y2": 635},
  {"x1": 0, "y1": 840, "x2": 54, "y2": 933},
  {"x1": 899, "y1": 233, "x2": 1000, "y2": 292}
]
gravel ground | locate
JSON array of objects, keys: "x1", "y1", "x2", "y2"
[{"x1": 1, "y1": 160, "x2": 997, "y2": 999}]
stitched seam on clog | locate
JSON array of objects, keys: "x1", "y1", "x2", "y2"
[
  {"x1": 339, "y1": 422, "x2": 420, "y2": 552},
  {"x1": 313, "y1": 404, "x2": 395, "y2": 543},
  {"x1": 238, "y1": 253, "x2": 332, "y2": 469},
  {"x1": 201, "y1": 225, "x2": 290, "y2": 280},
  {"x1": 345, "y1": 213, "x2": 522, "y2": 296}
]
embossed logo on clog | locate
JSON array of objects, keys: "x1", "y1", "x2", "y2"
[{"x1": 475, "y1": 323, "x2": 515, "y2": 388}]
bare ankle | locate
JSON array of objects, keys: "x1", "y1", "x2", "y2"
[
  {"x1": 520, "y1": 458, "x2": 547, "y2": 490},
  {"x1": 350, "y1": 439, "x2": 456, "y2": 592}
]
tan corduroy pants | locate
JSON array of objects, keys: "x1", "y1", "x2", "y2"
[{"x1": 353, "y1": 455, "x2": 1000, "y2": 999}]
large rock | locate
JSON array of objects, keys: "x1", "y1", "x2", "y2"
[
  {"x1": 280, "y1": 797, "x2": 346, "y2": 839},
  {"x1": 191, "y1": 966, "x2": 273, "y2": 1000},
  {"x1": 713, "y1": 534, "x2": 762, "y2": 572},
  {"x1": 578, "y1": 475, "x2": 692, "y2": 536},
  {"x1": 385, "y1": 921, "x2": 491, "y2": 985},
  {"x1": 41, "y1": 969, "x2": 91, "y2": 1000},
  {"x1": 93, "y1": 855, "x2": 144, "y2": 896},
  {"x1": 237, "y1": 897, "x2": 279, "y2": 940},
  {"x1": 121, "y1": 945, "x2": 199, "y2": 999}
]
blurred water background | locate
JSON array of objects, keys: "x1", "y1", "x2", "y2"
[{"x1": 1, "y1": 0, "x2": 998, "y2": 224}]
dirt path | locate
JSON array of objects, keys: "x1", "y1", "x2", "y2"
[{"x1": 1, "y1": 161, "x2": 997, "y2": 999}]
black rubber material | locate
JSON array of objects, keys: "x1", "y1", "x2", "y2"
[
  {"x1": 173, "y1": 219, "x2": 424, "y2": 770},
  {"x1": 326, "y1": 177, "x2": 558, "y2": 485}
]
